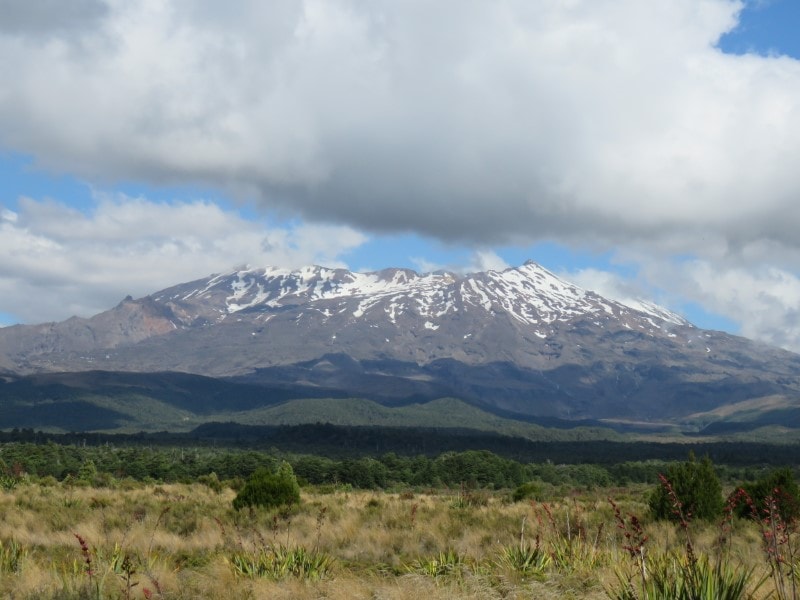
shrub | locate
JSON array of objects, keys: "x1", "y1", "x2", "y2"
[
  {"x1": 735, "y1": 467, "x2": 800, "y2": 522},
  {"x1": 198, "y1": 472, "x2": 224, "y2": 493},
  {"x1": 232, "y1": 462, "x2": 301, "y2": 511},
  {"x1": 512, "y1": 481, "x2": 543, "y2": 502},
  {"x1": 77, "y1": 459, "x2": 98, "y2": 485},
  {"x1": 0, "y1": 475, "x2": 17, "y2": 491},
  {"x1": 649, "y1": 453, "x2": 723, "y2": 522}
]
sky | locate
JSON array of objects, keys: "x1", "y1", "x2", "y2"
[{"x1": 1, "y1": 0, "x2": 800, "y2": 351}]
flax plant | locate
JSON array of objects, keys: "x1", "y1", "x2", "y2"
[{"x1": 607, "y1": 476, "x2": 763, "y2": 600}]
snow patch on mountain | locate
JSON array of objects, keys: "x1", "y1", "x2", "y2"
[
  {"x1": 156, "y1": 260, "x2": 690, "y2": 334},
  {"x1": 618, "y1": 299, "x2": 689, "y2": 327}
]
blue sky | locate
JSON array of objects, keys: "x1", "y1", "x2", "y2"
[{"x1": 1, "y1": 0, "x2": 800, "y2": 350}]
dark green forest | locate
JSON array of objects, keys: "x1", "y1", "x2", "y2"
[{"x1": 1, "y1": 422, "x2": 799, "y2": 491}]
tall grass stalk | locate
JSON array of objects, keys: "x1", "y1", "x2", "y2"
[
  {"x1": 0, "y1": 538, "x2": 26, "y2": 573},
  {"x1": 740, "y1": 488, "x2": 800, "y2": 600}
]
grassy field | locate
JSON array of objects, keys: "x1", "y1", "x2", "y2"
[{"x1": 0, "y1": 479, "x2": 794, "y2": 599}]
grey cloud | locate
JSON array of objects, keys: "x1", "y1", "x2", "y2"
[
  {"x1": 0, "y1": 0, "x2": 771, "y2": 249},
  {"x1": 0, "y1": 0, "x2": 108, "y2": 36}
]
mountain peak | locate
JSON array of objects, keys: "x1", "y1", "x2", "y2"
[{"x1": 138, "y1": 260, "x2": 696, "y2": 341}]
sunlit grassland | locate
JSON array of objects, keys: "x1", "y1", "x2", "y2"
[{"x1": 0, "y1": 480, "x2": 791, "y2": 599}]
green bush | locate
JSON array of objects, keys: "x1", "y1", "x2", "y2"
[
  {"x1": 649, "y1": 453, "x2": 723, "y2": 522},
  {"x1": 735, "y1": 467, "x2": 800, "y2": 521},
  {"x1": 77, "y1": 459, "x2": 97, "y2": 484},
  {"x1": 512, "y1": 481, "x2": 543, "y2": 502},
  {"x1": 198, "y1": 472, "x2": 224, "y2": 493},
  {"x1": 233, "y1": 462, "x2": 301, "y2": 511},
  {"x1": 0, "y1": 475, "x2": 17, "y2": 491}
]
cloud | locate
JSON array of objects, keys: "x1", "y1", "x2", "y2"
[
  {"x1": 0, "y1": 195, "x2": 367, "y2": 323},
  {"x1": 0, "y1": 0, "x2": 108, "y2": 36},
  {"x1": 566, "y1": 267, "x2": 651, "y2": 309},
  {"x1": 562, "y1": 245, "x2": 800, "y2": 352},
  {"x1": 411, "y1": 249, "x2": 509, "y2": 275},
  {"x1": 638, "y1": 257, "x2": 800, "y2": 351},
  {"x1": 5, "y1": 0, "x2": 797, "y2": 251},
  {"x1": 470, "y1": 250, "x2": 510, "y2": 273}
]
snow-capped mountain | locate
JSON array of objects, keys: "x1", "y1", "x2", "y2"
[
  {"x1": 156, "y1": 260, "x2": 687, "y2": 328},
  {"x1": 151, "y1": 260, "x2": 687, "y2": 337},
  {"x1": 1, "y1": 261, "x2": 798, "y2": 425}
]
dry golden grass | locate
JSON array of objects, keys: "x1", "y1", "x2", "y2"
[{"x1": 0, "y1": 481, "x2": 785, "y2": 599}]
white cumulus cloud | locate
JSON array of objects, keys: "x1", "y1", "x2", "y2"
[
  {"x1": 5, "y1": 0, "x2": 796, "y2": 249},
  {"x1": 0, "y1": 195, "x2": 367, "y2": 323}
]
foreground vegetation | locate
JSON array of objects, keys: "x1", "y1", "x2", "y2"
[
  {"x1": 0, "y1": 471, "x2": 799, "y2": 598},
  {"x1": 2, "y1": 438, "x2": 800, "y2": 598}
]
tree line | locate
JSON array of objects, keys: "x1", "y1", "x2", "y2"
[
  {"x1": 0, "y1": 440, "x2": 795, "y2": 491},
  {"x1": 3, "y1": 423, "x2": 800, "y2": 466}
]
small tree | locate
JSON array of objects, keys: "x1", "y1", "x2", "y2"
[
  {"x1": 735, "y1": 467, "x2": 800, "y2": 521},
  {"x1": 233, "y1": 462, "x2": 301, "y2": 511},
  {"x1": 77, "y1": 459, "x2": 98, "y2": 485},
  {"x1": 649, "y1": 452, "x2": 723, "y2": 521},
  {"x1": 512, "y1": 481, "x2": 544, "y2": 502}
]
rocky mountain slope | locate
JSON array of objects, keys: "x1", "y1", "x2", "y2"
[{"x1": 1, "y1": 261, "x2": 799, "y2": 426}]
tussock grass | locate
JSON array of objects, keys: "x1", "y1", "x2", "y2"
[{"x1": 0, "y1": 481, "x2": 787, "y2": 599}]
